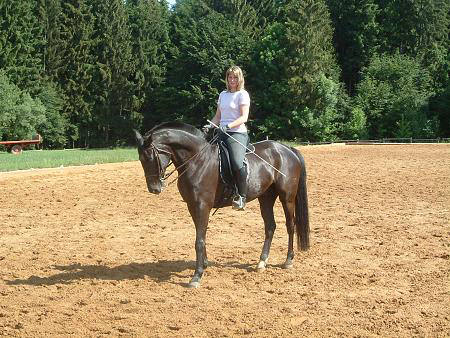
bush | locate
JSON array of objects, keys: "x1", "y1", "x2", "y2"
[
  {"x1": 355, "y1": 54, "x2": 436, "y2": 138},
  {"x1": 341, "y1": 106, "x2": 368, "y2": 139},
  {"x1": 0, "y1": 70, "x2": 46, "y2": 141}
]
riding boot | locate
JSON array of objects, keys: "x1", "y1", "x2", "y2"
[{"x1": 233, "y1": 166, "x2": 247, "y2": 211}]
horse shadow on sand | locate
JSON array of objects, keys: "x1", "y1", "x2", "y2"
[{"x1": 5, "y1": 260, "x2": 255, "y2": 287}]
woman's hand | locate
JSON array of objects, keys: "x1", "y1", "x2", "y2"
[{"x1": 202, "y1": 124, "x2": 213, "y2": 133}]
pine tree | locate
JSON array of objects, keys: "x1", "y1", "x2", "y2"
[
  {"x1": 326, "y1": 0, "x2": 380, "y2": 94},
  {"x1": 282, "y1": 0, "x2": 340, "y2": 103},
  {"x1": 58, "y1": 0, "x2": 96, "y2": 147},
  {"x1": 255, "y1": 0, "x2": 343, "y2": 140},
  {"x1": 89, "y1": 0, "x2": 135, "y2": 146},
  {"x1": 207, "y1": 0, "x2": 279, "y2": 39},
  {"x1": 0, "y1": 0, "x2": 43, "y2": 91},
  {"x1": 37, "y1": 0, "x2": 64, "y2": 82},
  {"x1": 126, "y1": 0, "x2": 170, "y2": 130},
  {"x1": 158, "y1": 0, "x2": 253, "y2": 126}
]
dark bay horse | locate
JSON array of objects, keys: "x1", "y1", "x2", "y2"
[{"x1": 134, "y1": 122, "x2": 309, "y2": 288}]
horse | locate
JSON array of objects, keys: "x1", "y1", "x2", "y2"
[{"x1": 134, "y1": 122, "x2": 309, "y2": 288}]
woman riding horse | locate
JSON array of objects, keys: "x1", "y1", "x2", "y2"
[
  {"x1": 203, "y1": 66, "x2": 250, "y2": 211},
  {"x1": 135, "y1": 122, "x2": 310, "y2": 288}
]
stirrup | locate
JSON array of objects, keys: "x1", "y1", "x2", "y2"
[{"x1": 232, "y1": 195, "x2": 246, "y2": 211}]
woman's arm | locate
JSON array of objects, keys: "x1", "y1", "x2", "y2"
[
  {"x1": 210, "y1": 106, "x2": 221, "y2": 125},
  {"x1": 227, "y1": 104, "x2": 249, "y2": 129}
]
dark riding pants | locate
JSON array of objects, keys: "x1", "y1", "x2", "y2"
[{"x1": 222, "y1": 132, "x2": 249, "y2": 171}]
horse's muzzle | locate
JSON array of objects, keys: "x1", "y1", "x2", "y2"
[
  {"x1": 145, "y1": 176, "x2": 166, "y2": 194},
  {"x1": 147, "y1": 185, "x2": 164, "y2": 194},
  {"x1": 147, "y1": 183, "x2": 165, "y2": 194}
]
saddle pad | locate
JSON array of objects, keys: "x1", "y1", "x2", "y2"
[
  {"x1": 218, "y1": 141, "x2": 250, "y2": 187},
  {"x1": 246, "y1": 143, "x2": 255, "y2": 153},
  {"x1": 218, "y1": 141, "x2": 235, "y2": 188}
]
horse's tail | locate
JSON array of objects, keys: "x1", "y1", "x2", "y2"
[{"x1": 291, "y1": 147, "x2": 310, "y2": 251}]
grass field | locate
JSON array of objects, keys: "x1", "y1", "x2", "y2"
[{"x1": 0, "y1": 148, "x2": 138, "y2": 172}]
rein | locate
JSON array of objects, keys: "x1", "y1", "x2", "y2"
[{"x1": 149, "y1": 133, "x2": 220, "y2": 187}]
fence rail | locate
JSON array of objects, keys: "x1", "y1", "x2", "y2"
[{"x1": 298, "y1": 137, "x2": 450, "y2": 146}]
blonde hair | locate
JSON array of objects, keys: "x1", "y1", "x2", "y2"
[{"x1": 225, "y1": 66, "x2": 245, "y2": 91}]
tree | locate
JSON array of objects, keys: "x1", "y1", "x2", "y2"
[
  {"x1": 156, "y1": 0, "x2": 253, "y2": 127},
  {"x1": 37, "y1": 0, "x2": 64, "y2": 82},
  {"x1": 35, "y1": 82, "x2": 69, "y2": 148},
  {"x1": 355, "y1": 53, "x2": 436, "y2": 138},
  {"x1": 57, "y1": 0, "x2": 96, "y2": 147},
  {"x1": 341, "y1": 106, "x2": 368, "y2": 139},
  {"x1": 0, "y1": 71, "x2": 46, "y2": 141},
  {"x1": 0, "y1": 0, "x2": 44, "y2": 92},
  {"x1": 33, "y1": 0, "x2": 69, "y2": 148},
  {"x1": 250, "y1": 0, "x2": 343, "y2": 141},
  {"x1": 89, "y1": 0, "x2": 135, "y2": 146},
  {"x1": 207, "y1": 0, "x2": 280, "y2": 39},
  {"x1": 126, "y1": 0, "x2": 171, "y2": 132},
  {"x1": 377, "y1": 0, "x2": 449, "y2": 89},
  {"x1": 429, "y1": 83, "x2": 450, "y2": 137},
  {"x1": 283, "y1": 0, "x2": 340, "y2": 99},
  {"x1": 326, "y1": 0, "x2": 380, "y2": 94}
]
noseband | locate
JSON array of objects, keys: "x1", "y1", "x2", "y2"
[{"x1": 145, "y1": 143, "x2": 173, "y2": 185}]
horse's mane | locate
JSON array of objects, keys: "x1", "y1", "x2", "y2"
[{"x1": 144, "y1": 121, "x2": 205, "y2": 141}]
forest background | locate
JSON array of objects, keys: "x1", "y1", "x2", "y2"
[{"x1": 0, "y1": 0, "x2": 448, "y2": 148}]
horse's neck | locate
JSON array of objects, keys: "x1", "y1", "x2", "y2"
[{"x1": 157, "y1": 131, "x2": 207, "y2": 165}]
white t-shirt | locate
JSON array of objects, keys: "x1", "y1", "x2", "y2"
[{"x1": 218, "y1": 89, "x2": 250, "y2": 133}]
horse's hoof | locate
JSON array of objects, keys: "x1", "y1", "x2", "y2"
[
  {"x1": 283, "y1": 262, "x2": 294, "y2": 269},
  {"x1": 256, "y1": 260, "x2": 267, "y2": 272},
  {"x1": 187, "y1": 280, "x2": 201, "y2": 288}
]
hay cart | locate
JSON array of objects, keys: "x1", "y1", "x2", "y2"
[{"x1": 0, "y1": 134, "x2": 42, "y2": 154}]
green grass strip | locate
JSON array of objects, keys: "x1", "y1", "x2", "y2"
[{"x1": 0, "y1": 148, "x2": 138, "y2": 172}]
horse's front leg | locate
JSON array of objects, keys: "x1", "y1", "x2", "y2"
[{"x1": 186, "y1": 201, "x2": 211, "y2": 288}]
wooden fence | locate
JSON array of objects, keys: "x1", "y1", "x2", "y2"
[{"x1": 298, "y1": 137, "x2": 450, "y2": 146}]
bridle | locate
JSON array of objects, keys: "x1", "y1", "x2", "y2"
[
  {"x1": 145, "y1": 143, "x2": 173, "y2": 185},
  {"x1": 144, "y1": 132, "x2": 220, "y2": 187}
]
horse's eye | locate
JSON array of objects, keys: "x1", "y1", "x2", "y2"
[{"x1": 143, "y1": 149, "x2": 152, "y2": 159}]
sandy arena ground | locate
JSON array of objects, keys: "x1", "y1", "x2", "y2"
[{"x1": 0, "y1": 144, "x2": 449, "y2": 337}]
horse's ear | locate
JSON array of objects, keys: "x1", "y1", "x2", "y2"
[{"x1": 133, "y1": 129, "x2": 144, "y2": 148}]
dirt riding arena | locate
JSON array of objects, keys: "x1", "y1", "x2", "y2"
[{"x1": 1, "y1": 144, "x2": 449, "y2": 337}]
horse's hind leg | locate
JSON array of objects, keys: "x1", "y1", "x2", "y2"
[
  {"x1": 257, "y1": 190, "x2": 278, "y2": 271},
  {"x1": 280, "y1": 195, "x2": 296, "y2": 269}
]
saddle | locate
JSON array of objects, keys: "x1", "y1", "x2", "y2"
[
  {"x1": 215, "y1": 136, "x2": 254, "y2": 203},
  {"x1": 205, "y1": 129, "x2": 255, "y2": 205}
]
